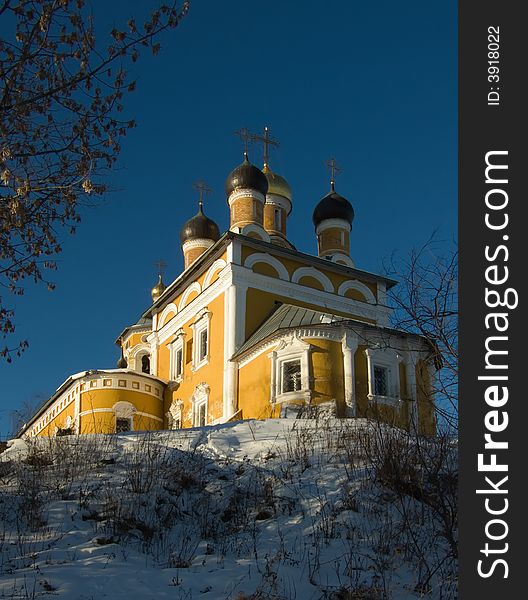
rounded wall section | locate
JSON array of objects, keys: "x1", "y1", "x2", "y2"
[
  {"x1": 229, "y1": 190, "x2": 265, "y2": 230},
  {"x1": 78, "y1": 372, "x2": 165, "y2": 434},
  {"x1": 317, "y1": 227, "x2": 350, "y2": 257},
  {"x1": 183, "y1": 239, "x2": 215, "y2": 270}
]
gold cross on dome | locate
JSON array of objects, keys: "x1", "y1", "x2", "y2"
[
  {"x1": 326, "y1": 157, "x2": 341, "y2": 188},
  {"x1": 193, "y1": 180, "x2": 212, "y2": 208},
  {"x1": 251, "y1": 126, "x2": 280, "y2": 168}
]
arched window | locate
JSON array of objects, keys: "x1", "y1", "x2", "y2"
[{"x1": 141, "y1": 354, "x2": 151, "y2": 374}]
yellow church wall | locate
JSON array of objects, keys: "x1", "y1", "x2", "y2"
[
  {"x1": 241, "y1": 245, "x2": 378, "y2": 300},
  {"x1": 318, "y1": 228, "x2": 350, "y2": 254},
  {"x1": 297, "y1": 276, "x2": 325, "y2": 291},
  {"x1": 78, "y1": 388, "x2": 163, "y2": 434},
  {"x1": 123, "y1": 331, "x2": 147, "y2": 349},
  {"x1": 160, "y1": 292, "x2": 225, "y2": 427},
  {"x1": 245, "y1": 288, "x2": 375, "y2": 341},
  {"x1": 155, "y1": 251, "x2": 228, "y2": 331},
  {"x1": 34, "y1": 402, "x2": 76, "y2": 437},
  {"x1": 344, "y1": 289, "x2": 368, "y2": 302},
  {"x1": 80, "y1": 389, "x2": 163, "y2": 417},
  {"x1": 77, "y1": 411, "x2": 161, "y2": 435},
  {"x1": 238, "y1": 352, "x2": 279, "y2": 421},
  {"x1": 309, "y1": 338, "x2": 347, "y2": 415},
  {"x1": 354, "y1": 347, "x2": 406, "y2": 428}
]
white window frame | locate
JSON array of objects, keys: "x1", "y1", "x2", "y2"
[
  {"x1": 364, "y1": 347, "x2": 403, "y2": 405},
  {"x1": 169, "y1": 329, "x2": 185, "y2": 382},
  {"x1": 167, "y1": 399, "x2": 183, "y2": 429},
  {"x1": 191, "y1": 309, "x2": 211, "y2": 371},
  {"x1": 191, "y1": 383, "x2": 209, "y2": 427},
  {"x1": 113, "y1": 401, "x2": 136, "y2": 432},
  {"x1": 269, "y1": 334, "x2": 312, "y2": 404}
]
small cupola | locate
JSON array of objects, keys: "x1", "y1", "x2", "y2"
[
  {"x1": 180, "y1": 188, "x2": 220, "y2": 269},
  {"x1": 151, "y1": 274, "x2": 166, "y2": 303},
  {"x1": 263, "y1": 164, "x2": 292, "y2": 246},
  {"x1": 225, "y1": 132, "x2": 269, "y2": 238},
  {"x1": 225, "y1": 152, "x2": 269, "y2": 198},
  {"x1": 312, "y1": 160, "x2": 355, "y2": 266}
]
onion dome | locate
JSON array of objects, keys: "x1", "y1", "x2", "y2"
[
  {"x1": 180, "y1": 203, "x2": 220, "y2": 245},
  {"x1": 225, "y1": 153, "x2": 269, "y2": 198},
  {"x1": 262, "y1": 164, "x2": 292, "y2": 203},
  {"x1": 117, "y1": 347, "x2": 128, "y2": 369},
  {"x1": 151, "y1": 274, "x2": 166, "y2": 302},
  {"x1": 312, "y1": 183, "x2": 354, "y2": 228}
]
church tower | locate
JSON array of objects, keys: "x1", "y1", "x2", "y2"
[
  {"x1": 225, "y1": 129, "x2": 269, "y2": 240},
  {"x1": 180, "y1": 187, "x2": 220, "y2": 269},
  {"x1": 254, "y1": 127, "x2": 293, "y2": 247},
  {"x1": 312, "y1": 159, "x2": 355, "y2": 267}
]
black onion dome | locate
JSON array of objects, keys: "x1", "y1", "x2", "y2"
[
  {"x1": 312, "y1": 185, "x2": 354, "y2": 228},
  {"x1": 117, "y1": 352, "x2": 127, "y2": 369},
  {"x1": 180, "y1": 204, "x2": 221, "y2": 244},
  {"x1": 225, "y1": 154, "x2": 269, "y2": 198}
]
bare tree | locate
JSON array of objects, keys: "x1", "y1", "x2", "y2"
[
  {"x1": 0, "y1": 0, "x2": 190, "y2": 360},
  {"x1": 385, "y1": 236, "x2": 458, "y2": 431}
]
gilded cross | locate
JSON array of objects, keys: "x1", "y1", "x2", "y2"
[{"x1": 251, "y1": 126, "x2": 280, "y2": 168}]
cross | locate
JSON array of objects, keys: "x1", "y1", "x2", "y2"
[
  {"x1": 154, "y1": 259, "x2": 167, "y2": 277},
  {"x1": 326, "y1": 157, "x2": 341, "y2": 188},
  {"x1": 193, "y1": 180, "x2": 212, "y2": 208},
  {"x1": 234, "y1": 127, "x2": 255, "y2": 156},
  {"x1": 251, "y1": 126, "x2": 279, "y2": 168}
]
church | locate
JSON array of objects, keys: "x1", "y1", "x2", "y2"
[{"x1": 17, "y1": 128, "x2": 437, "y2": 438}]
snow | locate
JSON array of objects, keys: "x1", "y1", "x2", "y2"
[{"x1": 0, "y1": 419, "x2": 457, "y2": 599}]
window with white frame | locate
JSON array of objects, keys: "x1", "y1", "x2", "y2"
[
  {"x1": 364, "y1": 347, "x2": 402, "y2": 404},
  {"x1": 169, "y1": 331, "x2": 185, "y2": 381},
  {"x1": 167, "y1": 399, "x2": 183, "y2": 429},
  {"x1": 113, "y1": 401, "x2": 136, "y2": 432},
  {"x1": 269, "y1": 334, "x2": 312, "y2": 404},
  {"x1": 192, "y1": 309, "x2": 211, "y2": 370},
  {"x1": 191, "y1": 383, "x2": 209, "y2": 427}
]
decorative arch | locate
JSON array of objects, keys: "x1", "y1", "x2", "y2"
[
  {"x1": 331, "y1": 253, "x2": 355, "y2": 268},
  {"x1": 158, "y1": 303, "x2": 177, "y2": 328},
  {"x1": 240, "y1": 223, "x2": 271, "y2": 242},
  {"x1": 244, "y1": 252, "x2": 290, "y2": 281},
  {"x1": 113, "y1": 401, "x2": 137, "y2": 432},
  {"x1": 128, "y1": 342, "x2": 151, "y2": 371},
  {"x1": 291, "y1": 266, "x2": 334, "y2": 293},
  {"x1": 203, "y1": 258, "x2": 227, "y2": 289},
  {"x1": 337, "y1": 280, "x2": 376, "y2": 304},
  {"x1": 178, "y1": 281, "x2": 201, "y2": 311},
  {"x1": 113, "y1": 401, "x2": 137, "y2": 418}
]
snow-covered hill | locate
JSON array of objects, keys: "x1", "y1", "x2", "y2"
[{"x1": 0, "y1": 419, "x2": 457, "y2": 599}]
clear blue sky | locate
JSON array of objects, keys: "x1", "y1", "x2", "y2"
[{"x1": 0, "y1": 0, "x2": 457, "y2": 436}]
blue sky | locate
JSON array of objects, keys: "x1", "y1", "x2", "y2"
[{"x1": 0, "y1": 0, "x2": 457, "y2": 436}]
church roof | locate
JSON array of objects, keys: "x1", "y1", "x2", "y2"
[
  {"x1": 143, "y1": 231, "x2": 398, "y2": 318},
  {"x1": 233, "y1": 302, "x2": 433, "y2": 362},
  {"x1": 233, "y1": 303, "x2": 346, "y2": 359}
]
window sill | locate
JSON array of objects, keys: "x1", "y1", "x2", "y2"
[
  {"x1": 274, "y1": 390, "x2": 312, "y2": 404},
  {"x1": 192, "y1": 358, "x2": 209, "y2": 372},
  {"x1": 368, "y1": 394, "x2": 401, "y2": 406}
]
